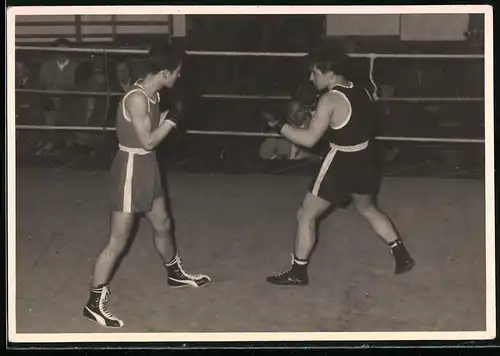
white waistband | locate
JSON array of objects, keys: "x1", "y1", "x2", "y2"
[
  {"x1": 329, "y1": 140, "x2": 369, "y2": 152},
  {"x1": 118, "y1": 144, "x2": 151, "y2": 155}
]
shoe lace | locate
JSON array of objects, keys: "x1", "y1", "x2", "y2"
[
  {"x1": 175, "y1": 257, "x2": 205, "y2": 280},
  {"x1": 390, "y1": 241, "x2": 402, "y2": 254},
  {"x1": 99, "y1": 286, "x2": 118, "y2": 320},
  {"x1": 272, "y1": 254, "x2": 294, "y2": 277},
  {"x1": 273, "y1": 267, "x2": 293, "y2": 278}
]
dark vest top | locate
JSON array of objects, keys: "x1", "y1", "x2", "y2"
[
  {"x1": 115, "y1": 80, "x2": 161, "y2": 149},
  {"x1": 323, "y1": 82, "x2": 376, "y2": 147}
]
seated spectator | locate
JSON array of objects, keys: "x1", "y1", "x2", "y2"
[{"x1": 259, "y1": 100, "x2": 318, "y2": 161}]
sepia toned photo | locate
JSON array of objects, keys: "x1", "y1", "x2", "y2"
[{"x1": 6, "y1": 5, "x2": 495, "y2": 345}]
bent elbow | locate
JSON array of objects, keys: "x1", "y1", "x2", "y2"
[
  {"x1": 141, "y1": 139, "x2": 155, "y2": 151},
  {"x1": 304, "y1": 138, "x2": 317, "y2": 149}
]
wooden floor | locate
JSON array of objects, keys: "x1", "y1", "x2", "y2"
[{"x1": 11, "y1": 168, "x2": 491, "y2": 341}]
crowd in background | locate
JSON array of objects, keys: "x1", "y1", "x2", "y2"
[
  {"x1": 15, "y1": 35, "x2": 484, "y2": 165},
  {"x1": 16, "y1": 38, "x2": 144, "y2": 156}
]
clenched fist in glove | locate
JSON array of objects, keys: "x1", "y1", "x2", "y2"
[
  {"x1": 261, "y1": 98, "x2": 312, "y2": 134},
  {"x1": 160, "y1": 98, "x2": 184, "y2": 128},
  {"x1": 262, "y1": 110, "x2": 287, "y2": 134},
  {"x1": 285, "y1": 100, "x2": 311, "y2": 128}
]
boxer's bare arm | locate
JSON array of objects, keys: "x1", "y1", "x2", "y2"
[
  {"x1": 280, "y1": 93, "x2": 336, "y2": 148},
  {"x1": 125, "y1": 92, "x2": 175, "y2": 151}
]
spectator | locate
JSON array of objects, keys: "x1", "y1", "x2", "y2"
[
  {"x1": 36, "y1": 38, "x2": 78, "y2": 156},
  {"x1": 71, "y1": 55, "x2": 109, "y2": 155},
  {"x1": 378, "y1": 84, "x2": 400, "y2": 162},
  {"x1": 15, "y1": 60, "x2": 40, "y2": 124},
  {"x1": 108, "y1": 60, "x2": 134, "y2": 125},
  {"x1": 259, "y1": 101, "x2": 318, "y2": 161},
  {"x1": 16, "y1": 60, "x2": 42, "y2": 148},
  {"x1": 85, "y1": 55, "x2": 108, "y2": 127},
  {"x1": 114, "y1": 60, "x2": 133, "y2": 92}
]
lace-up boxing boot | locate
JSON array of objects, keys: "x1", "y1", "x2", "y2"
[
  {"x1": 266, "y1": 254, "x2": 309, "y2": 286},
  {"x1": 83, "y1": 284, "x2": 124, "y2": 328},
  {"x1": 165, "y1": 254, "x2": 211, "y2": 288}
]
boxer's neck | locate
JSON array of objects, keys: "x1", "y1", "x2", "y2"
[
  {"x1": 139, "y1": 74, "x2": 162, "y2": 97},
  {"x1": 327, "y1": 75, "x2": 349, "y2": 90}
]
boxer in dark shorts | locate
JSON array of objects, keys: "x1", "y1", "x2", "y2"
[
  {"x1": 108, "y1": 82, "x2": 164, "y2": 213},
  {"x1": 263, "y1": 44, "x2": 415, "y2": 286},
  {"x1": 83, "y1": 42, "x2": 210, "y2": 328}
]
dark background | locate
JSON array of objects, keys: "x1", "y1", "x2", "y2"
[{"x1": 14, "y1": 14, "x2": 486, "y2": 178}]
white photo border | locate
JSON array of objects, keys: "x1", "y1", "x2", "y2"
[{"x1": 6, "y1": 4, "x2": 495, "y2": 344}]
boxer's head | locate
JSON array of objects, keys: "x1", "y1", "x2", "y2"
[
  {"x1": 147, "y1": 41, "x2": 183, "y2": 88},
  {"x1": 308, "y1": 44, "x2": 350, "y2": 91}
]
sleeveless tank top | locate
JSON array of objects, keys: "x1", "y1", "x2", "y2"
[
  {"x1": 115, "y1": 80, "x2": 161, "y2": 149},
  {"x1": 322, "y1": 82, "x2": 376, "y2": 147}
]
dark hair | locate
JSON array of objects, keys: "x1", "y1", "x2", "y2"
[
  {"x1": 308, "y1": 42, "x2": 350, "y2": 77},
  {"x1": 53, "y1": 38, "x2": 72, "y2": 47},
  {"x1": 290, "y1": 82, "x2": 317, "y2": 105},
  {"x1": 115, "y1": 60, "x2": 130, "y2": 69},
  {"x1": 146, "y1": 41, "x2": 183, "y2": 74}
]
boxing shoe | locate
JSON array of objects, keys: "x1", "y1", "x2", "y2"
[
  {"x1": 266, "y1": 255, "x2": 309, "y2": 286},
  {"x1": 83, "y1": 284, "x2": 124, "y2": 328},
  {"x1": 390, "y1": 239, "x2": 416, "y2": 274},
  {"x1": 165, "y1": 254, "x2": 211, "y2": 288}
]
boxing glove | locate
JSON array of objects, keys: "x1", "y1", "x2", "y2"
[
  {"x1": 161, "y1": 99, "x2": 184, "y2": 127},
  {"x1": 262, "y1": 110, "x2": 287, "y2": 134}
]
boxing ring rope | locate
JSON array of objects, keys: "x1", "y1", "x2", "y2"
[
  {"x1": 15, "y1": 45, "x2": 485, "y2": 58},
  {"x1": 14, "y1": 45, "x2": 485, "y2": 144},
  {"x1": 15, "y1": 88, "x2": 485, "y2": 102},
  {"x1": 14, "y1": 124, "x2": 485, "y2": 143}
]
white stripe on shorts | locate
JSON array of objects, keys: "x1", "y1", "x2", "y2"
[
  {"x1": 311, "y1": 141, "x2": 369, "y2": 197},
  {"x1": 311, "y1": 147, "x2": 338, "y2": 197},
  {"x1": 123, "y1": 152, "x2": 135, "y2": 213}
]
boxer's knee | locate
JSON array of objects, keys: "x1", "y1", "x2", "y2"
[
  {"x1": 153, "y1": 215, "x2": 172, "y2": 234},
  {"x1": 297, "y1": 193, "x2": 331, "y2": 226},
  {"x1": 146, "y1": 196, "x2": 173, "y2": 235},
  {"x1": 107, "y1": 212, "x2": 135, "y2": 254},
  {"x1": 107, "y1": 234, "x2": 128, "y2": 255},
  {"x1": 352, "y1": 194, "x2": 377, "y2": 218},
  {"x1": 297, "y1": 205, "x2": 316, "y2": 226}
]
